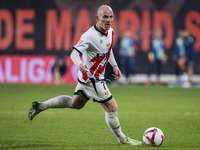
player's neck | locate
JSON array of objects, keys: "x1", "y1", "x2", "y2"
[{"x1": 95, "y1": 24, "x2": 107, "y2": 33}]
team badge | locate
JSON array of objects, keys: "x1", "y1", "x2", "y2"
[
  {"x1": 106, "y1": 43, "x2": 111, "y2": 49},
  {"x1": 104, "y1": 90, "x2": 109, "y2": 96}
]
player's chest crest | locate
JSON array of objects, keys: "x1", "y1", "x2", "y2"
[
  {"x1": 98, "y1": 38, "x2": 111, "y2": 51},
  {"x1": 106, "y1": 43, "x2": 111, "y2": 49}
]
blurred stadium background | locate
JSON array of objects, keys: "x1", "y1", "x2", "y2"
[{"x1": 0, "y1": 0, "x2": 200, "y2": 84}]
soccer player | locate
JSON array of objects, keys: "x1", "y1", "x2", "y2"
[
  {"x1": 118, "y1": 29, "x2": 137, "y2": 84},
  {"x1": 180, "y1": 29, "x2": 195, "y2": 87},
  {"x1": 169, "y1": 29, "x2": 185, "y2": 87},
  {"x1": 51, "y1": 55, "x2": 67, "y2": 84},
  {"x1": 29, "y1": 5, "x2": 141, "y2": 145},
  {"x1": 169, "y1": 28, "x2": 195, "y2": 88},
  {"x1": 144, "y1": 30, "x2": 167, "y2": 86}
]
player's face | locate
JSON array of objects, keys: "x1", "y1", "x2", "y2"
[{"x1": 97, "y1": 9, "x2": 113, "y2": 32}]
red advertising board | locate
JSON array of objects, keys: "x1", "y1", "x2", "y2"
[
  {"x1": 0, "y1": 55, "x2": 78, "y2": 84},
  {"x1": 0, "y1": 0, "x2": 200, "y2": 76}
]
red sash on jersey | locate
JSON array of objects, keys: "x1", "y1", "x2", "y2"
[{"x1": 82, "y1": 30, "x2": 114, "y2": 81}]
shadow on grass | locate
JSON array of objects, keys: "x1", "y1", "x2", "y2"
[
  {"x1": 0, "y1": 144, "x2": 53, "y2": 149},
  {"x1": 0, "y1": 143, "x2": 120, "y2": 150}
]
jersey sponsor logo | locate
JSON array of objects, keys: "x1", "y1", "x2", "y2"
[{"x1": 96, "y1": 53, "x2": 109, "y2": 59}]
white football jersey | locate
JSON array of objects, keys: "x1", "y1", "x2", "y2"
[{"x1": 73, "y1": 25, "x2": 114, "y2": 83}]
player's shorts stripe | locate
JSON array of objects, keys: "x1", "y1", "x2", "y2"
[
  {"x1": 89, "y1": 78, "x2": 98, "y2": 95},
  {"x1": 73, "y1": 47, "x2": 82, "y2": 54},
  {"x1": 74, "y1": 90, "x2": 90, "y2": 101},
  {"x1": 93, "y1": 95, "x2": 113, "y2": 103}
]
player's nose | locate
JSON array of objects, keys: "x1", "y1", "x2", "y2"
[{"x1": 106, "y1": 17, "x2": 112, "y2": 22}]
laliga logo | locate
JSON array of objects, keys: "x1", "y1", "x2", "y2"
[{"x1": 0, "y1": 56, "x2": 54, "y2": 83}]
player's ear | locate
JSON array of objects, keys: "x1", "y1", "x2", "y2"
[{"x1": 96, "y1": 15, "x2": 99, "y2": 21}]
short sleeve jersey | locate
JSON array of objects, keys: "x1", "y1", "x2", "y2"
[
  {"x1": 73, "y1": 25, "x2": 114, "y2": 83},
  {"x1": 152, "y1": 39, "x2": 165, "y2": 60},
  {"x1": 184, "y1": 36, "x2": 195, "y2": 60},
  {"x1": 175, "y1": 37, "x2": 185, "y2": 58}
]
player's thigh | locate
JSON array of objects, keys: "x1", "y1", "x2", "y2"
[
  {"x1": 101, "y1": 98, "x2": 118, "y2": 112},
  {"x1": 90, "y1": 81, "x2": 112, "y2": 102},
  {"x1": 72, "y1": 94, "x2": 88, "y2": 109}
]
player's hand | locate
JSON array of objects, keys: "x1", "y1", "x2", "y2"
[
  {"x1": 79, "y1": 63, "x2": 89, "y2": 73},
  {"x1": 112, "y1": 65, "x2": 121, "y2": 79}
]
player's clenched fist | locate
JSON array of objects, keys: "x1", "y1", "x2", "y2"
[
  {"x1": 112, "y1": 65, "x2": 121, "y2": 79},
  {"x1": 79, "y1": 63, "x2": 89, "y2": 73}
]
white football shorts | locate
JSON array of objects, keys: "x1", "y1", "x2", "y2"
[{"x1": 74, "y1": 80, "x2": 113, "y2": 103}]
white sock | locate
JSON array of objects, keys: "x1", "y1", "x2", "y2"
[
  {"x1": 41, "y1": 95, "x2": 73, "y2": 110},
  {"x1": 105, "y1": 112, "x2": 126, "y2": 142}
]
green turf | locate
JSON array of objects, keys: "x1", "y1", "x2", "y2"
[{"x1": 0, "y1": 84, "x2": 200, "y2": 150}]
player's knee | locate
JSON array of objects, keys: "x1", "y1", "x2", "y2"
[
  {"x1": 72, "y1": 99, "x2": 86, "y2": 109},
  {"x1": 110, "y1": 104, "x2": 118, "y2": 112},
  {"x1": 102, "y1": 99, "x2": 118, "y2": 112}
]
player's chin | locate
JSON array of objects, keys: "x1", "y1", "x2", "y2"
[{"x1": 105, "y1": 25, "x2": 111, "y2": 30}]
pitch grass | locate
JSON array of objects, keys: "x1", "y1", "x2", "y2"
[{"x1": 0, "y1": 84, "x2": 200, "y2": 150}]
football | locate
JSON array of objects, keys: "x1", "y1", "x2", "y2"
[{"x1": 143, "y1": 127, "x2": 164, "y2": 146}]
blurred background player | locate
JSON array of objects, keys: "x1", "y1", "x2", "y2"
[
  {"x1": 145, "y1": 30, "x2": 167, "y2": 86},
  {"x1": 118, "y1": 29, "x2": 137, "y2": 84},
  {"x1": 51, "y1": 55, "x2": 67, "y2": 84},
  {"x1": 169, "y1": 29, "x2": 185, "y2": 87},
  {"x1": 179, "y1": 29, "x2": 195, "y2": 88}
]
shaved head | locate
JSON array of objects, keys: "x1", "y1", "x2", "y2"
[
  {"x1": 96, "y1": 5, "x2": 114, "y2": 32},
  {"x1": 97, "y1": 5, "x2": 113, "y2": 16}
]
